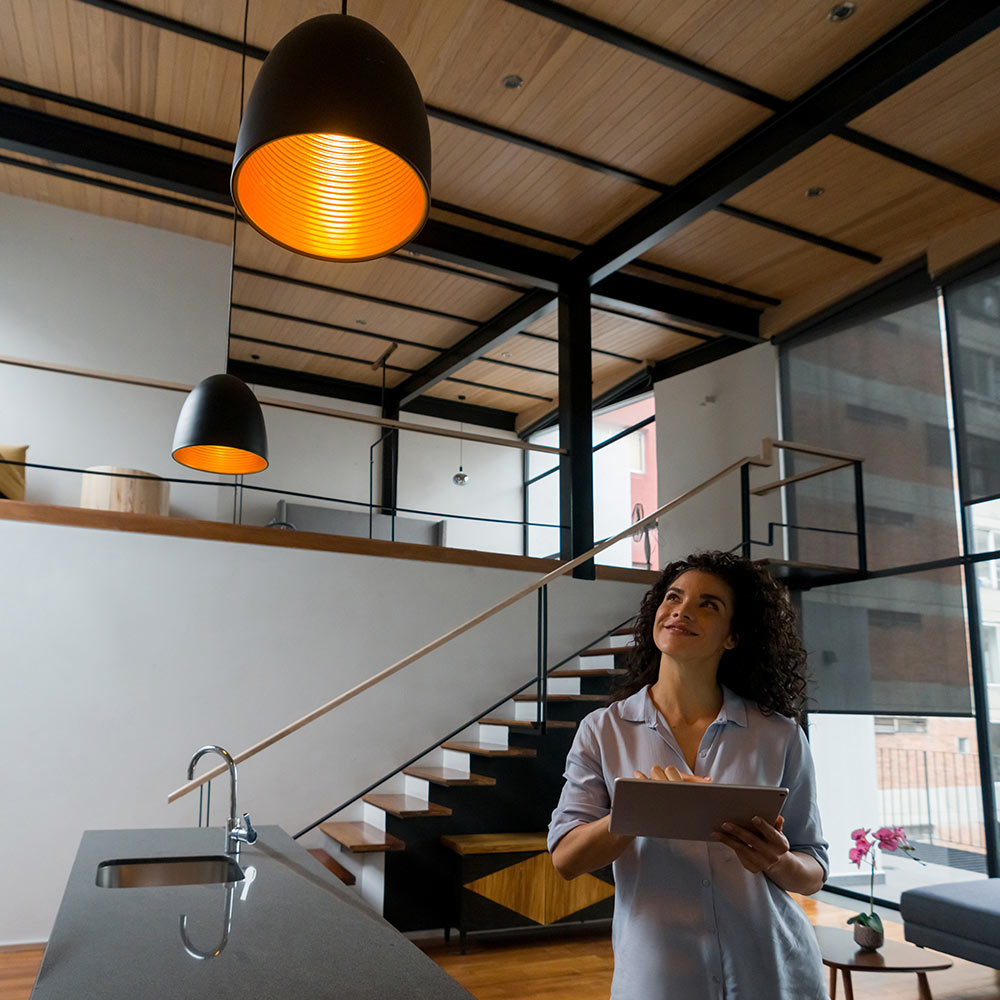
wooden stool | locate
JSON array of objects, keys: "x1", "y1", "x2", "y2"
[{"x1": 80, "y1": 466, "x2": 170, "y2": 515}]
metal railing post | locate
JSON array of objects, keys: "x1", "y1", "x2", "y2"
[
  {"x1": 740, "y1": 462, "x2": 752, "y2": 558},
  {"x1": 853, "y1": 459, "x2": 868, "y2": 573},
  {"x1": 536, "y1": 585, "x2": 548, "y2": 733}
]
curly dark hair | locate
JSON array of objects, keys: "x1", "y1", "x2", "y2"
[{"x1": 611, "y1": 551, "x2": 808, "y2": 719}]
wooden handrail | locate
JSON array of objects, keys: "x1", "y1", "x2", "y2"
[
  {"x1": 750, "y1": 459, "x2": 854, "y2": 496},
  {"x1": 167, "y1": 446, "x2": 769, "y2": 803}
]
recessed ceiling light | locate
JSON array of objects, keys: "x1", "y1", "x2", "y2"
[
  {"x1": 457, "y1": 394, "x2": 467, "y2": 401},
  {"x1": 807, "y1": 186, "x2": 825, "y2": 198},
  {"x1": 501, "y1": 351, "x2": 512, "y2": 359},
  {"x1": 355, "y1": 318, "x2": 367, "y2": 325},
  {"x1": 502, "y1": 74, "x2": 524, "y2": 90},
  {"x1": 251, "y1": 353, "x2": 261, "y2": 360},
  {"x1": 828, "y1": 3, "x2": 856, "y2": 22}
]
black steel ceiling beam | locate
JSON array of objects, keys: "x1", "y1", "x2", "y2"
[
  {"x1": 233, "y1": 264, "x2": 480, "y2": 325},
  {"x1": 592, "y1": 272, "x2": 761, "y2": 340},
  {"x1": 835, "y1": 126, "x2": 1000, "y2": 204},
  {"x1": 591, "y1": 304, "x2": 715, "y2": 341},
  {"x1": 715, "y1": 205, "x2": 882, "y2": 264},
  {"x1": 0, "y1": 101, "x2": 232, "y2": 204},
  {"x1": 229, "y1": 360, "x2": 518, "y2": 431},
  {"x1": 650, "y1": 336, "x2": 759, "y2": 383},
  {"x1": 392, "y1": 290, "x2": 558, "y2": 407},
  {"x1": 410, "y1": 217, "x2": 571, "y2": 290},
  {"x1": 231, "y1": 303, "x2": 443, "y2": 355},
  {"x1": 573, "y1": 1, "x2": 1000, "y2": 285},
  {"x1": 231, "y1": 334, "x2": 413, "y2": 373},
  {"x1": 435, "y1": 201, "x2": 782, "y2": 306},
  {"x1": 0, "y1": 75, "x2": 234, "y2": 151},
  {"x1": 498, "y1": 0, "x2": 783, "y2": 110},
  {"x1": 518, "y1": 331, "x2": 640, "y2": 364},
  {"x1": 630, "y1": 259, "x2": 781, "y2": 306},
  {"x1": 77, "y1": 0, "x2": 270, "y2": 58},
  {"x1": 0, "y1": 149, "x2": 232, "y2": 218}
]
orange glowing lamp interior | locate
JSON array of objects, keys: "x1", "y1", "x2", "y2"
[
  {"x1": 173, "y1": 445, "x2": 268, "y2": 476},
  {"x1": 233, "y1": 133, "x2": 428, "y2": 261}
]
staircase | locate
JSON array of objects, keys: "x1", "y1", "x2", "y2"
[{"x1": 313, "y1": 627, "x2": 632, "y2": 936}]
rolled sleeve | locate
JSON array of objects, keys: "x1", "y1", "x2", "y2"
[
  {"x1": 780, "y1": 723, "x2": 829, "y2": 879},
  {"x1": 547, "y1": 713, "x2": 612, "y2": 853}
]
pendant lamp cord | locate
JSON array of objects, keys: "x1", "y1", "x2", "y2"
[
  {"x1": 226, "y1": 0, "x2": 251, "y2": 373},
  {"x1": 342, "y1": 0, "x2": 348, "y2": 14}
]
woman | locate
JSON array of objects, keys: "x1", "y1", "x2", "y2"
[{"x1": 548, "y1": 551, "x2": 828, "y2": 1000}]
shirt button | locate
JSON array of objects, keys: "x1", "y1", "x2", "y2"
[
  {"x1": 702, "y1": 879, "x2": 711, "y2": 887},
  {"x1": 699, "y1": 750, "x2": 708, "y2": 757}
]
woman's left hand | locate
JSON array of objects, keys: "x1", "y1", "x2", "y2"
[{"x1": 712, "y1": 814, "x2": 789, "y2": 875}]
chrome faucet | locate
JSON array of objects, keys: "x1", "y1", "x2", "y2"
[{"x1": 186, "y1": 745, "x2": 257, "y2": 856}]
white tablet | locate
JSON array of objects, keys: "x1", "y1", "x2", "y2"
[{"x1": 609, "y1": 778, "x2": 788, "y2": 841}]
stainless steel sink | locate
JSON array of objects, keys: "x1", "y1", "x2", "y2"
[{"x1": 96, "y1": 856, "x2": 245, "y2": 888}]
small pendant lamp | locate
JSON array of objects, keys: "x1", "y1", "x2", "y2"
[
  {"x1": 231, "y1": 13, "x2": 431, "y2": 262},
  {"x1": 172, "y1": 374, "x2": 268, "y2": 475}
]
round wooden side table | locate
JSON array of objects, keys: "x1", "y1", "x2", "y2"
[{"x1": 814, "y1": 925, "x2": 953, "y2": 1000}]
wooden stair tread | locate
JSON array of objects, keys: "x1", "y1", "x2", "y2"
[
  {"x1": 441, "y1": 832, "x2": 548, "y2": 855},
  {"x1": 319, "y1": 821, "x2": 405, "y2": 853},
  {"x1": 478, "y1": 716, "x2": 576, "y2": 729},
  {"x1": 403, "y1": 766, "x2": 496, "y2": 787},
  {"x1": 580, "y1": 647, "x2": 624, "y2": 656},
  {"x1": 549, "y1": 668, "x2": 624, "y2": 677},
  {"x1": 441, "y1": 740, "x2": 536, "y2": 757},
  {"x1": 307, "y1": 847, "x2": 356, "y2": 885},
  {"x1": 611, "y1": 626, "x2": 634, "y2": 636},
  {"x1": 513, "y1": 693, "x2": 607, "y2": 702},
  {"x1": 362, "y1": 793, "x2": 452, "y2": 818}
]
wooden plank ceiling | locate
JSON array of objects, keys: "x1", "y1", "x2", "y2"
[{"x1": 1, "y1": 0, "x2": 999, "y2": 431}]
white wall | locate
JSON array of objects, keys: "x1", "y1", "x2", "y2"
[
  {"x1": 0, "y1": 516, "x2": 648, "y2": 944},
  {"x1": 396, "y1": 412, "x2": 523, "y2": 554},
  {"x1": 0, "y1": 192, "x2": 229, "y2": 382},
  {"x1": 654, "y1": 343, "x2": 782, "y2": 561},
  {"x1": 0, "y1": 192, "x2": 524, "y2": 551}
]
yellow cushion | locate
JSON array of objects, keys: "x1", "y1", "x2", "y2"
[{"x1": 0, "y1": 444, "x2": 28, "y2": 500}]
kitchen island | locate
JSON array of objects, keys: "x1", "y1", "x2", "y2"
[{"x1": 31, "y1": 826, "x2": 473, "y2": 1000}]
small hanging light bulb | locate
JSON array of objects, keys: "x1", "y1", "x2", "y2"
[{"x1": 453, "y1": 425, "x2": 470, "y2": 485}]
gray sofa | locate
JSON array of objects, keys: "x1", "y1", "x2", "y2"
[{"x1": 900, "y1": 879, "x2": 1000, "y2": 970}]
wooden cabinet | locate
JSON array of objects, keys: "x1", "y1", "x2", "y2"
[{"x1": 441, "y1": 833, "x2": 614, "y2": 951}]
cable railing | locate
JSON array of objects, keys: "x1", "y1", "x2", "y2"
[
  {"x1": 0, "y1": 458, "x2": 566, "y2": 537},
  {"x1": 166, "y1": 437, "x2": 863, "y2": 806}
]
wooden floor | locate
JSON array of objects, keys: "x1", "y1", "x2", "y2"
[
  {"x1": 4, "y1": 896, "x2": 998, "y2": 1000},
  {"x1": 416, "y1": 896, "x2": 1000, "y2": 1000}
]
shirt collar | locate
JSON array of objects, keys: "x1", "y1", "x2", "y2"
[{"x1": 617, "y1": 683, "x2": 749, "y2": 729}]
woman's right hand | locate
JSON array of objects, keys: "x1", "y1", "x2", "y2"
[{"x1": 633, "y1": 765, "x2": 712, "y2": 783}]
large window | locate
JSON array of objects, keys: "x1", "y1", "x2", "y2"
[
  {"x1": 782, "y1": 279, "x2": 998, "y2": 900},
  {"x1": 525, "y1": 395, "x2": 657, "y2": 568}
]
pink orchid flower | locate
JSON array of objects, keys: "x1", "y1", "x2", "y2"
[{"x1": 850, "y1": 828, "x2": 870, "y2": 841}]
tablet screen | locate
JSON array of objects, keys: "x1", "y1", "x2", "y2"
[{"x1": 609, "y1": 779, "x2": 788, "y2": 841}]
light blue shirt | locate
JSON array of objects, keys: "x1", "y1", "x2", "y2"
[{"x1": 548, "y1": 685, "x2": 829, "y2": 1000}]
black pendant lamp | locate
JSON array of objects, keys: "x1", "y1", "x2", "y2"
[
  {"x1": 172, "y1": 374, "x2": 268, "y2": 475},
  {"x1": 231, "y1": 13, "x2": 431, "y2": 262}
]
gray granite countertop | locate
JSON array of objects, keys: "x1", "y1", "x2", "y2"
[{"x1": 31, "y1": 826, "x2": 473, "y2": 1000}]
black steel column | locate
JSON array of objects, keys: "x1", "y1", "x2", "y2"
[
  {"x1": 380, "y1": 401, "x2": 399, "y2": 516},
  {"x1": 558, "y1": 275, "x2": 594, "y2": 579},
  {"x1": 942, "y1": 289, "x2": 1000, "y2": 877}
]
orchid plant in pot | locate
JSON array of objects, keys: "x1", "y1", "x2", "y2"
[{"x1": 846, "y1": 826, "x2": 920, "y2": 950}]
